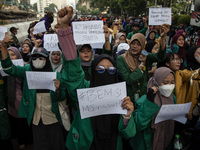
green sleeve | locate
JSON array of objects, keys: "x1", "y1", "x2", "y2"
[
  {"x1": 147, "y1": 47, "x2": 166, "y2": 64},
  {"x1": 127, "y1": 32, "x2": 132, "y2": 40},
  {"x1": 118, "y1": 115, "x2": 136, "y2": 140},
  {"x1": 133, "y1": 95, "x2": 160, "y2": 130},
  {"x1": 1, "y1": 55, "x2": 30, "y2": 78},
  {"x1": 62, "y1": 52, "x2": 90, "y2": 102},
  {"x1": 102, "y1": 43, "x2": 113, "y2": 56},
  {"x1": 117, "y1": 56, "x2": 144, "y2": 85},
  {"x1": 138, "y1": 27, "x2": 148, "y2": 35}
]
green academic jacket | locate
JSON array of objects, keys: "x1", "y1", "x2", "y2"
[
  {"x1": 116, "y1": 49, "x2": 166, "y2": 102},
  {"x1": 62, "y1": 52, "x2": 136, "y2": 150},
  {"x1": 1, "y1": 56, "x2": 66, "y2": 126}
]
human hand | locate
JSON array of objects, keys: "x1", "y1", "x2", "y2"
[
  {"x1": 103, "y1": 25, "x2": 111, "y2": 42},
  {"x1": 121, "y1": 96, "x2": 134, "y2": 117},
  {"x1": 53, "y1": 79, "x2": 60, "y2": 91},
  {"x1": 160, "y1": 24, "x2": 170, "y2": 38},
  {"x1": 2, "y1": 32, "x2": 13, "y2": 47},
  {"x1": 147, "y1": 86, "x2": 158, "y2": 102}
]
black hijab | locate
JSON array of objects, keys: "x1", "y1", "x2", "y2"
[
  {"x1": 90, "y1": 54, "x2": 119, "y2": 150},
  {"x1": 186, "y1": 46, "x2": 200, "y2": 70},
  {"x1": 145, "y1": 41, "x2": 157, "y2": 53}
]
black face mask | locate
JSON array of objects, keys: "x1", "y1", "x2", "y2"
[
  {"x1": 93, "y1": 70, "x2": 116, "y2": 87},
  {"x1": 22, "y1": 53, "x2": 30, "y2": 62}
]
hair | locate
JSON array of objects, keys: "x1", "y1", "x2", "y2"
[{"x1": 157, "y1": 52, "x2": 180, "y2": 68}]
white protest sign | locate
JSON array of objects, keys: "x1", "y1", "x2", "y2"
[
  {"x1": 72, "y1": 21, "x2": 105, "y2": 45},
  {"x1": 0, "y1": 26, "x2": 7, "y2": 41},
  {"x1": 155, "y1": 102, "x2": 192, "y2": 124},
  {"x1": 44, "y1": 34, "x2": 60, "y2": 51},
  {"x1": 91, "y1": 35, "x2": 112, "y2": 49},
  {"x1": 33, "y1": 21, "x2": 47, "y2": 35},
  {"x1": 0, "y1": 59, "x2": 24, "y2": 76},
  {"x1": 77, "y1": 82, "x2": 127, "y2": 119},
  {"x1": 190, "y1": 12, "x2": 200, "y2": 27},
  {"x1": 26, "y1": 71, "x2": 56, "y2": 91},
  {"x1": 149, "y1": 8, "x2": 171, "y2": 25}
]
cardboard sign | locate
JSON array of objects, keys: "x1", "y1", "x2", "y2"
[
  {"x1": 155, "y1": 102, "x2": 192, "y2": 124},
  {"x1": 0, "y1": 26, "x2": 7, "y2": 41},
  {"x1": 44, "y1": 34, "x2": 60, "y2": 51},
  {"x1": 77, "y1": 82, "x2": 127, "y2": 119},
  {"x1": 190, "y1": 12, "x2": 200, "y2": 27},
  {"x1": 149, "y1": 8, "x2": 171, "y2": 25},
  {"x1": 26, "y1": 71, "x2": 56, "y2": 91},
  {"x1": 33, "y1": 21, "x2": 46, "y2": 35},
  {"x1": 72, "y1": 21, "x2": 105, "y2": 45}
]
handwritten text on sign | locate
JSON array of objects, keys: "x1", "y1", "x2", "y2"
[
  {"x1": 72, "y1": 21, "x2": 105, "y2": 45},
  {"x1": 44, "y1": 34, "x2": 60, "y2": 51},
  {"x1": 0, "y1": 26, "x2": 7, "y2": 41},
  {"x1": 0, "y1": 59, "x2": 24, "y2": 76},
  {"x1": 155, "y1": 102, "x2": 192, "y2": 124},
  {"x1": 26, "y1": 71, "x2": 56, "y2": 91},
  {"x1": 149, "y1": 8, "x2": 171, "y2": 25},
  {"x1": 190, "y1": 12, "x2": 200, "y2": 27},
  {"x1": 33, "y1": 21, "x2": 46, "y2": 35},
  {"x1": 77, "y1": 82, "x2": 127, "y2": 119}
]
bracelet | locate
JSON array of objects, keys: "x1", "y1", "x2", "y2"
[{"x1": 122, "y1": 114, "x2": 131, "y2": 119}]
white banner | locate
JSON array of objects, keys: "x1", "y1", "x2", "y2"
[
  {"x1": 77, "y1": 82, "x2": 127, "y2": 119},
  {"x1": 0, "y1": 26, "x2": 7, "y2": 41},
  {"x1": 149, "y1": 8, "x2": 171, "y2": 25},
  {"x1": 72, "y1": 21, "x2": 105, "y2": 45},
  {"x1": 33, "y1": 21, "x2": 47, "y2": 35},
  {"x1": 155, "y1": 102, "x2": 192, "y2": 124},
  {"x1": 44, "y1": 34, "x2": 60, "y2": 51},
  {"x1": 26, "y1": 71, "x2": 56, "y2": 91}
]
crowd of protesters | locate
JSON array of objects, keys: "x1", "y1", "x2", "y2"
[{"x1": 0, "y1": 6, "x2": 200, "y2": 150}]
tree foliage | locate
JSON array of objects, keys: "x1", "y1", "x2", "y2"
[
  {"x1": 44, "y1": 3, "x2": 57, "y2": 13},
  {"x1": 32, "y1": 2, "x2": 37, "y2": 12}
]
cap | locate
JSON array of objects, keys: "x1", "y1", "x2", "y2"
[
  {"x1": 117, "y1": 43, "x2": 130, "y2": 53},
  {"x1": 31, "y1": 47, "x2": 49, "y2": 57},
  {"x1": 78, "y1": 44, "x2": 92, "y2": 51},
  {"x1": 10, "y1": 27, "x2": 19, "y2": 32}
]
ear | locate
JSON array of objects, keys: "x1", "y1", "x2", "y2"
[{"x1": 166, "y1": 62, "x2": 170, "y2": 67}]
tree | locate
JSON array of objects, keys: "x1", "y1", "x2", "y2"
[
  {"x1": 44, "y1": 3, "x2": 57, "y2": 13},
  {"x1": 32, "y1": 2, "x2": 37, "y2": 12}
]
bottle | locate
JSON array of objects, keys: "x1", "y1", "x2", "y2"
[{"x1": 174, "y1": 134, "x2": 182, "y2": 150}]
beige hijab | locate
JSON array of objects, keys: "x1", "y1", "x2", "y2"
[{"x1": 122, "y1": 33, "x2": 146, "y2": 71}]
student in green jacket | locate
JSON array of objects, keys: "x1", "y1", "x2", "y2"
[
  {"x1": 130, "y1": 67, "x2": 177, "y2": 150},
  {"x1": 56, "y1": 6, "x2": 136, "y2": 150},
  {"x1": 1, "y1": 33, "x2": 67, "y2": 150},
  {"x1": 117, "y1": 24, "x2": 170, "y2": 103}
]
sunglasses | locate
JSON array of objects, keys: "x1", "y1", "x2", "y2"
[
  {"x1": 32, "y1": 56, "x2": 45, "y2": 60},
  {"x1": 96, "y1": 66, "x2": 117, "y2": 74}
]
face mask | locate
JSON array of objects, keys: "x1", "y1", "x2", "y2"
[
  {"x1": 195, "y1": 56, "x2": 200, "y2": 63},
  {"x1": 159, "y1": 84, "x2": 175, "y2": 97},
  {"x1": 32, "y1": 58, "x2": 46, "y2": 69}
]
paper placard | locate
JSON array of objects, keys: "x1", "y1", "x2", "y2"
[
  {"x1": 190, "y1": 12, "x2": 200, "y2": 27},
  {"x1": 0, "y1": 26, "x2": 7, "y2": 41},
  {"x1": 91, "y1": 35, "x2": 112, "y2": 49},
  {"x1": 155, "y1": 102, "x2": 192, "y2": 124},
  {"x1": 149, "y1": 8, "x2": 171, "y2": 25},
  {"x1": 77, "y1": 82, "x2": 127, "y2": 119},
  {"x1": 72, "y1": 21, "x2": 105, "y2": 45},
  {"x1": 44, "y1": 34, "x2": 60, "y2": 51},
  {"x1": 33, "y1": 21, "x2": 47, "y2": 35},
  {"x1": 0, "y1": 59, "x2": 24, "y2": 76},
  {"x1": 26, "y1": 71, "x2": 56, "y2": 91}
]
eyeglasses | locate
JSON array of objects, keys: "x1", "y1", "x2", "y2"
[
  {"x1": 171, "y1": 58, "x2": 183, "y2": 63},
  {"x1": 96, "y1": 66, "x2": 117, "y2": 74},
  {"x1": 32, "y1": 56, "x2": 45, "y2": 60}
]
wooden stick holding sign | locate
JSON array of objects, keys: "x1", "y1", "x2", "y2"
[{"x1": 77, "y1": 82, "x2": 127, "y2": 119}]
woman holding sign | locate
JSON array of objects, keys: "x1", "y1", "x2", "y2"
[
  {"x1": 56, "y1": 6, "x2": 136, "y2": 150},
  {"x1": 1, "y1": 33, "x2": 67, "y2": 150}
]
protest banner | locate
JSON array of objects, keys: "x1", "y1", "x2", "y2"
[
  {"x1": 0, "y1": 26, "x2": 7, "y2": 41},
  {"x1": 191, "y1": 12, "x2": 200, "y2": 27},
  {"x1": 26, "y1": 71, "x2": 56, "y2": 91},
  {"x1": 149, "y1": 8, "x2": 171, "y2": 25},
  {"x1": 0, "y1": 59, "x2": 24, "y2": 76},
  {"x1": 155, "y1": 102, "x2": 192, "y2": 124},
  {"x1": 44, "y1": 34, "x2": 60, "y2": 51},
  {"x1": 33, "y1": 21, "x2": 47, "y2": 35},
  {"x1": 77, "y1": 82, "x2": 127, "y2": 119},
  {"x1": 91, "y1": 35, "x2": 112, "y2": 49},
  {"x1": 72, "y1": 21, "x2": 105, "y2": 45}
]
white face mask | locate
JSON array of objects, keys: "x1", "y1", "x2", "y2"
[
  {"x1": 195, "y1": 56, "x2": 200, "y2": 63},
  {"x1": 32, "y1": 58, "x2": 46, "y2": 69},
  {"x1": 159, "y1": 84, "x2": 175, "y2": 97}
]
